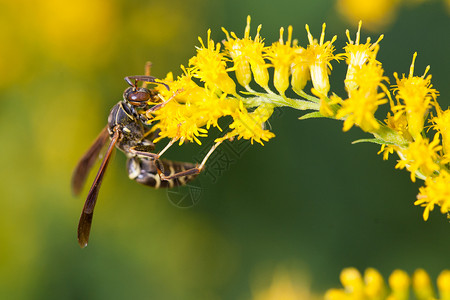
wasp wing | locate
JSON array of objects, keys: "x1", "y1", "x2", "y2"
[
  {"x1": 72, "y1": 127, "x2": 110, "y2": 196},
  {"x1": 77, "y1": 129, "x2": 119, "y2": 248}
]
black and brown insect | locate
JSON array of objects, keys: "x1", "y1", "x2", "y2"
[{"x1": 72, "y1": 69, "x2": 200, "y2": 248}]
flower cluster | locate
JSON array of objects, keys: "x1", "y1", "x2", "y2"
[
  {"x1": 325, "y1": 267, "x2": 450, "y2": 300},
  {"x1": 142, "y1": 16, "x2": 449, "y2": 220}
]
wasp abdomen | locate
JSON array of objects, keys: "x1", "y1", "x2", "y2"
[{"x1": 127, "y1": 157, "x2": 197, "y2": 189}]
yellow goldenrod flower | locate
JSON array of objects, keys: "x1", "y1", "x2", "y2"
[
  {"x1": 437, "y1": 270, "x2": 450, "y2": 300},
  {"x1": 336, "y1": 56, "x2": 388, "y2": 133},
  {"x1": 142, "y1": 17, "x2": 449, "y2": 221},
  {"x1": 222, "y1": 15, "x2": 255, "y2": 89},
  {"x1": 336, "y1": 87, "x2": 387, "y2": 132},
  {"x1": 365, "y1": 268, "x2": 388, "y2": 300},
  {"x1": 150, "y1": 99, "x2": 208, "y2": 145},
  {"x1": 246, "y1": 26, "x2": 271, "y2": 92},
  {"x1": 412, "y1": 269, "x2": 435, "y2": 300},
  {"x1": 384, "y1": 113, "x2": 413, "y2": 143},
  {"x1": 324, "y1": 289, "x2": 347, "y2": 300},
  {"x1": 344, "y1": 21, "x2": 384, "y2": 93},
  {"x1": 265, "y1": 26, "x2": 295, "y2": 95},
  {"x1": 150, "y1": 71, "x2": 238, "y2": 145},
  {"x1": 395, "y1": 134, "x2": 441, "y2": 182},
  {"x1": 303, "y1": 23, "x2": 340, "y2": 96},
  {"x1": 291, "y1": 46, "x2": 310, "y2": 95},
  {"x1": 326, "y1": 268, "x2": 450, "y2": 300},
  {"x1": 154, "y1": 68, "x2": 206, "y2": 106},
  {"x1": 336, "y1": 0, "x2": 401, "y2": 31},
  {"x1": 251, "y1": 268, "x2": 314, "y2": 300},
  {"x1": 189, "y1": 29, "x2": 236, "y2": 95},
  {"x1": 348, "y1": 51, "x2": 389, "y2": 98},
  {"x1": 378, "y1": 144, "x2": 397, "y2": 161},
  {"x1": 312, "y1": 89, "x2": 340, "y2": 118},
  {"x1": 340, "y1": 267, "x2": 365, "y2": 297},
  {"x1": 216, "y1": 101, "x2": 275, "y2": 145},
  {"x1": 392, "y1": 52, "x2": 438, "y2": 140},
  {"x1": 415, "y1": 170, "x2": 450, "y2": 221},
  {"x1": 223, "y1": 16, "x2": 270, "y2": 92},
  {"x1": 431, "y1": 106, "x2": 450, "y2": 157},
  {"x1": 388, "y1": 270, "x2": 410, "y2": 300}
]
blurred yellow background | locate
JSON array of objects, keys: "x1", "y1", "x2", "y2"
[{"x1": 0, "y1": 0, "x2": 449, "y2": 299}]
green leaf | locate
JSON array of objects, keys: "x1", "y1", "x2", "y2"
[
  {"x1": 298, "y1": 112, "x2": 327, "y2": 120},
  {"x1": 352, "y1": 138, "x2": 394, "y2": 145}
]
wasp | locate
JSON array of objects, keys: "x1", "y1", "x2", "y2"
[{"x1": 72, "y1": 66, "x2": 205, "y2": 248}]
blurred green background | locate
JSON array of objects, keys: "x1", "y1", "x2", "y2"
[{"x1": 1, "y1": 0, "x2": 449, "y2": 299}]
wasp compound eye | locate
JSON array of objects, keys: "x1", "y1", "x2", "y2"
[{"x1": 124, "y1": 87, "x2": 151, "y2": 106}]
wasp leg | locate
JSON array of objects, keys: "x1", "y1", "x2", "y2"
[
  {"x1": 159, "y1": 140, "x2": 223, "y2": 181},
  {"x1": 128, "y1": 145, "x2": 159, "y2": 159},
  {"x1": 145, "y1": 61, "x2": 152, "y2": 74},
  {"x1": 129, "y1": 138, "x2": 178, "y2": 179},
  {"x1": 142, "y1": 61, "x2": 152, "y2": 89},
  {"x1": 157, "y1": 138, "x2": 177, "y2": 157},
  {"x1": 128, "y1": 137, "x2": 177, "y2": 160},
  {"x1": 159, "y1": 164, "x2": 201, "y2": 180},
  {"x1": 128, "y1": 156, "x2": 197, "y2": 188},
  {"x1": 145, "y1": 89, "x2": 183, "y2": 114}
]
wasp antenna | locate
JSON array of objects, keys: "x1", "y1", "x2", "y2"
[
  {"x1": 124, "y1": 76, "x2": 134, "y2": 87},
  {"x1": 154, "y1": 81, "x2": 170, "y2": 91},
  {"x1": 124, "y1": 75, "x2": 169, "y2": 91}
]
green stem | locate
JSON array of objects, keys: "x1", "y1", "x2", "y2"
[
  {"x1": 242, "y1": 94, "x2": 320, "y2": 111},
  {"x1": 295, "y1": 90, "x2": 320, "y2": 103}
]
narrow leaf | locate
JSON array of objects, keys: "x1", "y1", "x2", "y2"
[
  {"x1": 299, "y1": 112, "x2": 327, "y2": 120},
  {"x1": 352, "y1": 138, "x2": 394, "y2": 145}
]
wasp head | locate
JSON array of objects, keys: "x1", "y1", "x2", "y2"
[{"x1": 123, "y1": 86, "x2": 152, "y2": 107}]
